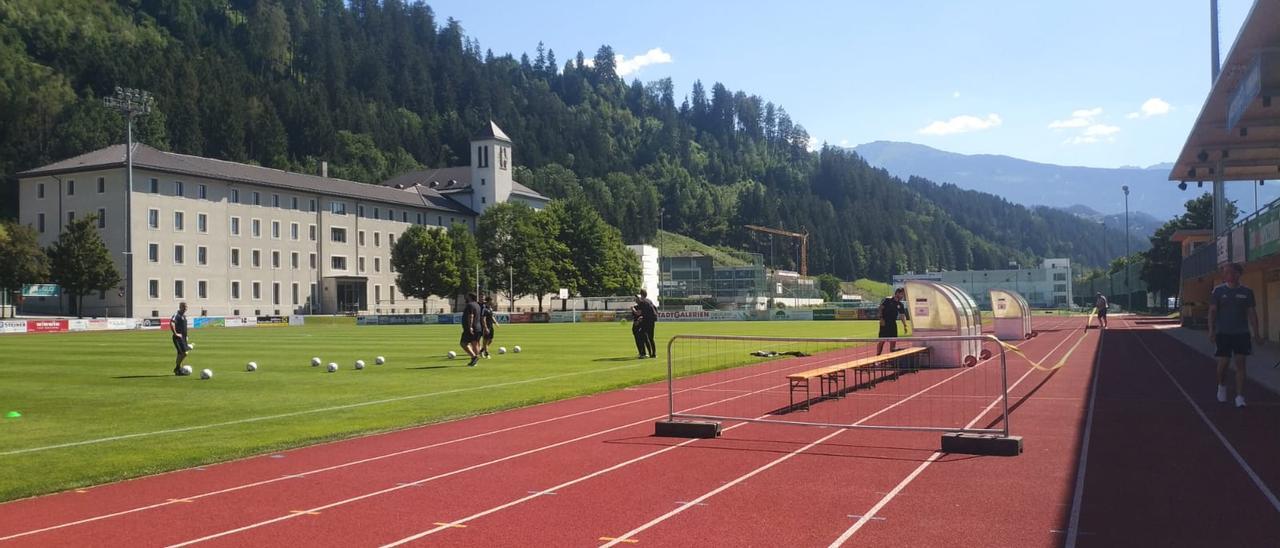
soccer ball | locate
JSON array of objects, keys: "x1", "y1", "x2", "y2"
[
  {"x1": 513, "y1": 346, "x2": 521, "y2": 353},
  {"x1": 179, "y1": 365, "x2": 193, "y2": 376},
  {"x1": 327, "y1": 363, "x2": 338, "y2": 373},
  {"x1": 355, "y1": 360, "x2": 365, "y2": 370},
  {"x1": 200, "y1": 368, "x2": 213, "y2": 380},
  {"x1": 375, "y1": 356, "x2": 385, "y2": 365},
  {"x1": 498, "y1": 347, "x2": 507, "y2": 355},
  {"x1": 311, "y1": 357, "x2": 321, "y2": 367},
  {"x1": 186, "y1": 342, "x2": 195, "y2": 351},
  {"x1": 246, "y1": 361, "x2": 258, "y2": 372},
  {"x1": 447, "y1": 351, "x2": 457, "y2": 359}
]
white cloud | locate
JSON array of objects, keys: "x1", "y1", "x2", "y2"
[
  {"x1": 1049, "y1": 107, "x2": 1102, "y2": 129},
  {"x1": 1064, "y1": 135, "x2": 1099, "y2": 145},
  {"x1": 1051, "y1": 108, "x2": 1120, "y2": 145},
  {"x1": 839, "y1": 138, "x2": 850, "y2": 147},
  {"x1": 952, "y1": 91, "x2": 961, "y2": 99},
  {"x1": 1126, "y1": 97, "x2": 1172, "y2": 119},
  {"x1": 917, "y1": 113, "x2": 1003, "y2": 136},
  {"x1": 579, "y1": 48, "x2": 674, "y2": 77},
  {"x1": 1083, "y1": 124, "x2": 1120, "y2": 136}
]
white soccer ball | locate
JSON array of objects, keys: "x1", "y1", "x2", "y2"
[
  {"x1": 311, "y1": 357, "x2": 321, "y2": 367},
  {"x1": 327, "y1": 362, "x2": 338, "y2": 373},
  {"x1": 186, "y1": 342, "x2": 195, "y2": 351},
  {"x1": 246, "y1": 361, "x2": 258, "y2": 372},
  {"x1": 200, "y1": 368, "x2": 213, "y2": 380},
  {"x1": 355, "y1": 360, "x2": 365, "y2": 370},
  {"x1": 513, "y1": 345, "x2": 521, "y2": 353},
  {"x1": 498, "y1": 347, "x2": 507, "y2": 355},
  {"x1": 447, "y1": 351, "x2": 457, "y2": 359},
  {"x1": 375, "y1": 356, "x2": 385, "y2": 365},
  {"x1": 179, "y1": 365, "x2": 193, "y2": 376}
]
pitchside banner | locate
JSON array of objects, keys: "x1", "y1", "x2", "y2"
[
  {"x1": 1, "y1": 320, "x2": 28, "y2": 333},
  {"x1": 1247, "y1": 206, "x2": 1280, "y2": 261},
  {"x1": 193, "y1": 317, "x2": 226, "y2": 329},
  {"x1": 26, "y1": 319, "x2": 68, "y2": 333}
]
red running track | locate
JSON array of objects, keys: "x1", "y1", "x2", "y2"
[{"x1": 1, "y1": 315, "x2": 1276, "y2": 547}]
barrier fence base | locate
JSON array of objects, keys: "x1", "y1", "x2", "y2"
[
  {"x1": 655, "y1": 420, "x2": 721, "y2": 439},
  {"x1": 941, "y1": 433, "x2": 1023, "y2": 456}
]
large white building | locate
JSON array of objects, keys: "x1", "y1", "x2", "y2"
[
  {"x1": 16, "y1": 122, "x2": 549, "y2": 318},
  {"x1": 892, "y1": 258, "x2": 1073, "y2": 309}
]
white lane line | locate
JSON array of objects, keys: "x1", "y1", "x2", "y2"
[
  {"x1": 4, "y1": 349, "x2": 856, "y2": 542},
  {"x1": 828, "y1": 323, "x2": 1089, "y2": 547},
  {"x1": 165, "y1": 378, "x2": 798, "y2": 548},
  {"x1": 1064, "y1": 314, "x2": 1108, "y2": 546},
  {"x1": 1132, "y1": 331, "x2": 1280, "y2": 514}
]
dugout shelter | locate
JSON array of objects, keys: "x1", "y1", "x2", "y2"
[
  {"x1": 903, "y1": 280, "x2": 984, "y2": 367},
  {"x1": 989, "y1": 289, "x2": 1034, "y2": 341}
]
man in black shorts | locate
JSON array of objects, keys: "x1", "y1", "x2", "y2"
[
  {"x1": 1207, "y1": 263, "x2": 1263, "y2": 408},
  {"x1": 460, "y1": 293, "x2": 483, "y2": 367},
  {"x1": 171, "y1": 302, "x2": 190, "y2": 375},
  {"x1": 877, "y1": 288, "x2": 909, "y2": 355},
  {"x1": 480, "y1": 294, "x2": 497, "y2": 358},
  {"x1": 1094, "y1": 291, "x2": 1108, "y2": 328}
]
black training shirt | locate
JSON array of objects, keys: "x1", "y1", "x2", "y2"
[
  {"x1": 638, "y1": 299, "x2": 658, "y2": 321},
  {"x1": 880, "y1": 298, "x2": 906, "y2": 322},
  {"x1": 171, "y1": 310, "x2": 188, "y2": 337}
]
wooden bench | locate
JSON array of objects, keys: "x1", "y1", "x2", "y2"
[{"x1": 786, "y1": 347, "x2": 929, "y2": 411}]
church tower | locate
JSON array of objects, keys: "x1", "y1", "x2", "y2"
[{"x1": 470, "y1": 121, "x2": 513, "y2": 215}]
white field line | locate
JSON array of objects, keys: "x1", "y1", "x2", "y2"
[
  {"x1": 3, "y1": 347, "x2": 861, "y2": 542},
  {"x1": 828, "y1": 322, "x2": 1090, "y2": 546},
  {"x1": 164, "y1": 376, "x2": 813, "y2": 548}
]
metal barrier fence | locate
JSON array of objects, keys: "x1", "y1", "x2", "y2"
[{"x1": 663, "y1": 334, "x2": 1010, "y2": 437}]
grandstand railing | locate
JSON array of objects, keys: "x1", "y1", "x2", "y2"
[{"x1": 1181, "y1": 243, "x2": 1219, "y2": 280}]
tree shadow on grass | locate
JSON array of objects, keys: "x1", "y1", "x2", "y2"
[
  {"x1": 113, "y1": 375, "x2": 174, "y2": 379},
  {"x1": 407, "y1": 365, "x2": 454, "y2": 370},
  {"x1": 593, "y1": 357, "x2": 645, "y2": 362}
]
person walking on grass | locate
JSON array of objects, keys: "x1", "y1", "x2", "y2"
[
  {"x1": 480, "y1": 294, "x2": 497, "y2": 359},
  {"x1": 1208, "y1": 262, "x2": 1263, "y2": 408},
  {"x1": 637, "y1": 289, "x2": 658, "y2": 359},
  {"x1": 631, "y1": 296, "x2": 647, "y2": 359},
  {"x1": 1094, "y1": 291, "x2": 1109, "y2": 329},
  {"x1": 461, "y1": 293, "x2": 483, "y2": 367},
  {"x1": 877, "y1": 288, "x2": 909, "y2": 355},
  {"x1": 171, "y1": 302, "x2": 190, "y2": 375}
]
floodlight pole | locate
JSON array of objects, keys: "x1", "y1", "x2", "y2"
[
  {"x1": 1123, "y1": 185, "x2": 1130, "y2": 311},
  {"x1": 103, "y1": 87, "x2": 154, "y2": 320}
]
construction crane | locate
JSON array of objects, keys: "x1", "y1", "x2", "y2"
[{"x1": 744, "y1": 224, "x2": 810, "y2": 276}]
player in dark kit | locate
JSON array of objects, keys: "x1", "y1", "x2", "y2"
[
  {"x1": 171, "y1": 302, "x2": 190, "y2": 375},
  {"x1": 460, "y1": 293, "x2": 483, "y2": 367},
  {"x1": 631, "y1": 296, "x2": 647, "y2": 359},
  {"x1": 637, "y1": 289, "x2": 658, "y2": 358},
  {"x1": 480, "y1": 295, "x2": 497, "y2": 358},
  {"x1": 877, "y1": 288, "x2": 909, "y2": 355}
]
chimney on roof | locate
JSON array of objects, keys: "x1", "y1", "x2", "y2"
[{"x1": 321, "y1": 161, "x2": 328, "y2": 178}]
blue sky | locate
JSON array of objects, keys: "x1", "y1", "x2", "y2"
[{"x1": 427, "y1": 0, "x2": 1251, "y2": 170}]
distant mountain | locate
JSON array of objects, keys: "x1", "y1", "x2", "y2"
[
  {"x1": 851, "y1": 141, "x2": 1272, "y2": 219},
  {"x1": 1057, "y1": 205, "x2": 1162, "y2": 245}
]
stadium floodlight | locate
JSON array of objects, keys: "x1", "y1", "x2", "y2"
[
  {"x1": 1178, "y1": 182, "x2": 1188, "y2": 191},
  {"x1": 103, "y1": 87, "x2": 156, "y2": 319}
]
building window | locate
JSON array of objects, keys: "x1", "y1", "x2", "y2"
[
  {"x1": 97, "y1": 208, "x2": 106, "y2": 228},
  {"x1": 67, "y1": 211, "x2": 75, "y2": 224},
  {"x1": 330, "y1": 201, "x2": 346, "y2": 215},
  {"x1": 175, "y1": 181, "x2": 184, "y2": 197},
  {"x1": 290, "y1": 222, "x2": 299, "y2": 240},
  {"x1": 149, "y1": 279, "x2": 160, "y2": 299},
  {"x1": 478, "y1": 145, "x2": 487, "y2": 168},
  {"x1": 387, "y1": 209, "x2": 394, "y2": 221},
  {"x1": 374, "y1": 232, "x2": 380, "y2": 247},
  {"x1": 230, "y1": 217, "x2": 241, "y2": 236},
  {"x1": 149, "y1": 178, "x2": 159, "y2": 193},
  {"x1": 417, "y1": 212, "x2": 424, "y2": 225},
  {"x1": 97, "y1": 177, "x2": 105, "y2": 193},
  {"x1": 438, "y1": 215, "x2": 443, "y2": 226},
  {"x1": 481, "y1": 197, "x2": 486, "y2": 204},
  {"x1": 309, "y1": 253, "x2": 316, "y2": 269},
  {"x1": 1054, "y1": 284, "x2": 1068, "y2": 293},
  {"x1": 197, "y1": 280, "x2": 207, "y2": 299},
  {"x1": 291, "y1": 252, "x2": 299, "y2": 270},
  {"x1": 374, "y1": 207, "x2": 380, "y2": 219},
  {"x1": 358, "y1": 230, "x2": 365, "y2": 246},
  {"x1": 273, "y1": 282, "x2": 281, "y2": 305},
  {"x1": 174, "y1": 244, "x2": 185, "y2": 265},
  {"x1": 149, "y1": 243, "x2": 159, "y2": 263},
  {"x1": 67, "y1": 180, "x2": 75, "y2": 196},
  {"x1": 231, "y1": 248, "x2": 241, "y2": 267},
  {"x1": 272, "y1": 221, "x2": 280, "y2": 239},
  {"x1": 252, "y1": 191, "x2": 261, "y2": 206},
  {"x1": 358, "y1": 256, "x2": 366, "y2": 273},
  {"x1": 1053, "y1": 273, "x2": 1067, "y2": 281},
  {"x1": 198, "y1": 184, "x2": 207, "y2": 199},
  {"x1": 389, "y1": 233, "x2": 395, "y2": 247},
  {"x1": 231, "y1": 281, "x2": 240, "y2": 299},
  {"x1": 292, "y1": 283, "x2": 299, "y2": 305},
  {"x1": 197, "y1": 246, "x2": 208, "y2": 266},
  {"x1": 252, "y1": 282, "x2": 261, "y2": 300},
  {"x1": 37, "y1": 183, "x2": 44, "y2": 199},
  {"x1": 272, "y1": 194, "x2": 280, "y2": 208},
  {"x1": 251, "y1": 249, "x2": 261, "y2": 268},
  {"x1": 36, "y1": 213, "x2": 44, "y2": 233},
  {"x1": 375, "y1": 285, "x2": 381, "y2": 304},
  {"x1": 251, "y1": 219, "x2": 261, "y2": 238},
  {"x1": 197, "y1": 213, "x2": 208, "y2": 233},
  {"x1": 174, "y1": 280, "x2": 185, "y2": 299},
  {"x1": 173, "y1": 211, "x2": 184, "y2": 231},
  {"x1": 331, "y1": 227, "x2": 347, "y2": 243},
  {"x1": 374, "y1": 257, "x2": 381, "y2": 273},
  {"x1": 402, "y1": 211, "x2": 408, "y2": 222},
  {"x1": 359, "y1": 205, "x2": 366, "y2": 217},
  {"x1": 309, "y1": 224, "x2": 317, "y2": 241},
  {"x1": 148, "y1": 209, "x2": 159, "y2": 229},
  {"x1": 331, "y1": 256, "x2": 347, "y2": 271},
  {"x1": 272, "y1": 251, "x2": 280, "y2": 269},
  {"x1": 309, "y1": 199, "x2": 317, "y2": 212},
  {"x1": 230, "y1": 188, "x2": 239, "y2": 203},
  {"x1": 291, "y1": 196, "x2": 298, "y2": 210}
]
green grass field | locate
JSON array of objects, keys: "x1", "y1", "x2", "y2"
[{"x1": 0, "y1": 320, "x2": 880, "y2": 501}]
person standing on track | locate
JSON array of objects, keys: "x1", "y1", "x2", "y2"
[
  {"x1": 637, "y1": 289, "x2": 658, "y2": 359},
  {"x1": 461, "y1": 293, "x2": 483, "y2": 367},
  {"x1": 480, "y1": 294, "x2": 497, "y2": 359},
  {"x1": 1094, "y1": 291, "x2": 1108, "y2": 329},
  {"x1": 1207, "y1": 262, "x2": 1263, "y2": 408},
  {"x1": 171, "y1": 302, "x2": 190, "y2": 375},
  {"x1": 877, "y1": 288, "x2": 909, "y2": 355}
]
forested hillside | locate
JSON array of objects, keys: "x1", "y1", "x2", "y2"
[{"x1": 1, "y1": 0, "x2": 1139, "y2": 280}]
